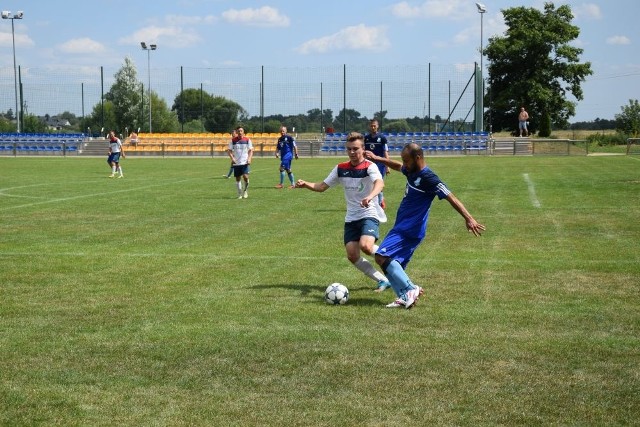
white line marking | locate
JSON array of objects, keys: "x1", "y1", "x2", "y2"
[
  {"x1": 523, "y1": 173, "x2": 541, "y2": 208},
  {"x1": 0, "y1": 179, "x2": 195, "y2": 212},
  {"x1": 0, "y1": 252, "x2": 339, "y2": 261}
]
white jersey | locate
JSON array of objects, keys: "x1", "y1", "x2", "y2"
[
  {"x1": 323, "y1": 160, "x2": 387, "y2": 223},
  {"x1": 109, "y1": 138, "x2": 122, "y2": 153},
  {"x1": 228, "y1": 137, "x2": 253, "y2": 165}
]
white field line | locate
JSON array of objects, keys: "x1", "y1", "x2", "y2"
[
  {"x1": 0, "y1": 251, "x2": 636, "y2": 265},
  {"x1": 0, "y1": 178, "x2": 195, "y2": 212},
  {"x1": 0, "y1": 252, "x2": 339, "y2": 260},
  {"x1": 523, "y1": 173, "x2": 541, "y2": 208}
]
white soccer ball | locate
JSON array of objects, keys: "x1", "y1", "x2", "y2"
[{"x1": 324, "y1": 283, "x2": 349, "y2": 305}]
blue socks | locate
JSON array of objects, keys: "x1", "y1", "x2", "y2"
[{"x1": 383, "y1": 259, "x2": 415, "y2": 297}]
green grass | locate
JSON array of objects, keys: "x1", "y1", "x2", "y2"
[{"x1": 1, "y1": 155, "x2": 639, "y2": 426}]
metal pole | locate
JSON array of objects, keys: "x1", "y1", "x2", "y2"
[
  {"x1": 141, "y1": 42, "x2": 157, "y2": 133},
  {"x1": 147, "y1": 48, "x2": 152, "y2": 133},
  {"x1": 476, "y1": 3, "x2": 487, "y2": 132},
  {"x1": 10, "y1": 18, "x2": 19, "y2": 132}
]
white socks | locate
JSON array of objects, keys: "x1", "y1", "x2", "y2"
[{"x1": 354, "y1": 257, "x2": 387, "y2": 282}]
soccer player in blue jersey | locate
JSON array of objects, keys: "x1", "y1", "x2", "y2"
[
  {"x1": 275, "y1": 126, "x2": 299, "y2": 188},
  {"x1": 227, "y1": 126, "x2": 253, "y2": 199},
  {"x1": 364, "y1": 119, "x2": 389, "y2": 209},
  {"x1": 296, "y1": 132, "x2": 391, "y2": 292},
  {"x1": 365, "y1": 142, "x2": 485, "y2": 309}
]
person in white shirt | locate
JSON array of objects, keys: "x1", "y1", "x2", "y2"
[
  {"x1": 295, "y1": 132, "x2": 392, "y2": 292},
  {"x1": 227, "y1": 126, "x2": 253, "y2": 199},
  {"x1": 107, "y1": 130, "x2": 125, "y2": 178}
]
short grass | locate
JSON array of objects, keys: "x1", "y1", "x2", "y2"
[{"x1": 1, "y1": 155, "x2": 638, "y2": 426}]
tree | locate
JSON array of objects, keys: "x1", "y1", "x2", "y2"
[
  {"x1": 104, "y1": 57, "x2": 143, "y2": 132},
  {"x1": 485, "y1": 2, "x2": 592, "y2": 133},
  {"x1": 172, "y1": 88, "x2": 215, "y2": 124},
  {"x1": 81, "y1": 100, "x2": 117, "y2": 136},
  {"x1": 173, "y1": 90, "x2": 246, "y2": 133},
  {"x1": 0, "y1": 115, "x2": 14, "y2": 132},
  {"x1": 203, "y1": 96, "x2": 247, "y2": 133},
  {"x1": 333, "y1": 108, "x2": 362, "y2": 132},
  {"x1": 150, "y1": 92, "x2": 180, "y2": 133},
  {"x1": 615, "y1": 99, "x2": 640, "y2": 137},
  {"x1": 21, "y1": 113, "x2": 48, "y2": 133}
]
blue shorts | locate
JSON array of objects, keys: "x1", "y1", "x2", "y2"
[
  {"x1": 376, "y1": 229, "x2": 423, "y2": 269},
  {"x1": 344, "y1": 218, "x2": 380, "y2": 245},
  {"x1": 519, "y1": 120, "x2": 528, "y2": 130},
  {"x1": 280, "y1": 157, "x2": 293, "y2": 171},
  {"x1": 108, "y1": 152, "x2": 121, "y2": 164},
  {"x1": 233, "y1": 164, "x2": 250, "y2": 177}
]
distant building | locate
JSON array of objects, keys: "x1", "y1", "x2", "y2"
[{"x1": 39, "y1": 114, "x2": 71, "y2": 130}]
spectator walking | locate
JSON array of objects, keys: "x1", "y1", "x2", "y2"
[{"x1": 518, "y1": 107, "x2": 530, "y2": 137}]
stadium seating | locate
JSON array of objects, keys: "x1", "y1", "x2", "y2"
[{"x1": 0, "y1": 132, "x2": 86, "y2": 155}]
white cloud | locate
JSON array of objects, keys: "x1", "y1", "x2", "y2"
[
  {"x1": 296, "y1": 24, "x2": 389, "y2": 54},
  {"x1": 390, "y1": 0, "x2": 466, "y2": 19},
  {"x1": 120, "y1": 25, "x2": 202, "y2": 49},
  {"x1": 164, "y1": 14, "x2": 217, "y2": 26},
  {"x1": 58, "y1": 38, "x2": 107, "y2": 55},
  {"x1": 0, "y1": 31, "x2": 34, "y2": 49},
  {"x1": 222, "y1": 6, "x2": 290, "y2": 27},
  {"x1": 573, "y1": 3, "x2": 602, "y2": 20},
  {"x1": 606, "y1": 36, "x2": 630, "y2": 45}
]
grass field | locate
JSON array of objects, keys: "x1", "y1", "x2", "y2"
[{"x1": 1, "y1": 155, "x2": 639, "y2": 426}]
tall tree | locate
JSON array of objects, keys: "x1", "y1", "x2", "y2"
[
  {"x1": 615, "y1": 99, "x2": 640, "y2": 137},
  {"x1": 203, "y1": 96, "x2": 247, "y2": 133},
  {"x1": 485, "y1": 2, "x2": 592, "y2": 133},
  {"x1": 172, "y1": 89, "x2": 246, "y2": 132},
  {"x1": 172, "y1": 88, "x2": 215, "y2": 124},
  {"x1": 104, "y1": 57, "x2": 143, "y2": 132}
]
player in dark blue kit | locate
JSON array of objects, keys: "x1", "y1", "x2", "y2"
[
  {"x1": 365, "y1": 142, "x2": 486, "y2": 309},
  {"x1": 364, "y1": 119, "x2": 389, "y2": 208},
  {"x1": 275, "y1": 126, "x2": 299, "y2": 189}
]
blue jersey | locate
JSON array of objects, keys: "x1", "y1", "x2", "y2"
[
  {"x1": 364, "y1": 132, "x2": 389, "y2": 175},
  {"x1": 393, "y1": 166, "x2": 451, "y2": 239},
  {"x1": 277, "y1": 135, "x2": 296, "y2": 160}
]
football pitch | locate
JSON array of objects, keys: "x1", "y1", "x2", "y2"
[{"x1": 1, "y1": 155, "x2": 638, "y2": 425}]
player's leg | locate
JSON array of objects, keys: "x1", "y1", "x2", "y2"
[
  {"x1": 277, "y1": 164, "x2": 285, "y2": 188},
  {"x1": 242, "y1": 166, "x2": 250, "y2": 198},
  {"x1": 283, "y1": 159, "x2": 295, "y2": 187},
  {"x1": 345, "y1": 220, "x2": 389, "y2": 287},
  {"x1": 375, "y1": 231, "x2": 422, "y2": 307},
  {"x1": 233, "y1": 166, "x2": 243, "y2": 198}
]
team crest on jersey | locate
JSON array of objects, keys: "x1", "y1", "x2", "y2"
[{"x1": 414, "y1": 177, "x2": 422, "y2": 186}]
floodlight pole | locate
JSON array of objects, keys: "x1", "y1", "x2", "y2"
[
  {"x1": 141, "y1": 42, "x2": 157, "y2": 133},
  {"x1": 476, "y1": 3, "x2": 487, "y2": 132},
  {"x1": 2, "y1": 11, "x2": 23, "y2": 133}
]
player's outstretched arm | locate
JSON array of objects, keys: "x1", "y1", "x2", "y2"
[
  {"x1": 295, "y1": 179, "x2": 329, "y2": 193},
  {"x1": 364, "y1": 150, "x2": 402, "y2": 172},
  {"x1": 445, "y1": 193, "x2": 486, "y2": 236}
]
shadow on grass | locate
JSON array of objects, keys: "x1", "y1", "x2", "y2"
[{"x1": 250, "y1": 282, "x2": 388, "y2": 307}]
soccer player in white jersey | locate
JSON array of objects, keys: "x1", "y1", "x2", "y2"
[
  {"x1": 295, "y1": 132, "x2": 391, "y2": 292},
  {"x1": 365, "y1": 143, "x2": 486, "y2": 309},
  {"x1": 227, "y1": 126, "x2": 253, "y2": 199},
  {"x1": 107, "y1": 130, "x2": 125, "y2": 178}
]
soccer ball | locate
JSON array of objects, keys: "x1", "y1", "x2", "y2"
[{"x1": 324, "y1": 283, "x2": 349, "y2": 305}]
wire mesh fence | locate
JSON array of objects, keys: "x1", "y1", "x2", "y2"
[{"x1": 0, "y1": 63, "x2": 481, "y2": 133}]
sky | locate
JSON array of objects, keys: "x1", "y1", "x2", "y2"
[{"x1": 0, "y1": 0, "x2": 638, "y2": 123}]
